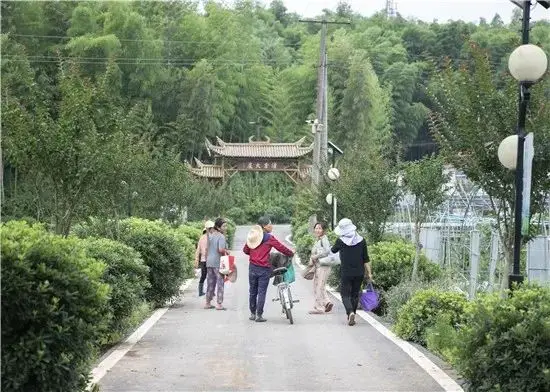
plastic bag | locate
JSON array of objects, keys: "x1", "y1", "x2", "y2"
[{"x1": 360, "y1": 282, "x2": 379, "y2": 312}]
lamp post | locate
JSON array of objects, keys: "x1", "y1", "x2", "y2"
[{"x1": 499, "y1": 1, "x2": 548, "y2": 289}]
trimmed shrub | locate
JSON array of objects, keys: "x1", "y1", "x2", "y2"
[
  {"x1": 118, "y1": 218, "x2": 185, "y2": 306},
  {"x1": 174, "y1": 224, "x2": 202, "y2": 244},
  {"x1": 225, "y1": 219, "x2": 236, "y2": 249},
  {"x1": 171, "y1": 227, "x2": 197, "y2": 277},
  {"x1": 455, "y1": 286, "x2": 550, "y2": 392},
  {"x1": 1, "y1": 221, "x2": 110, "y2": 392},
  {"x1": 383, "y1": 279, "x2": 435, "y2": 322},
  {"x1": 425, "y1": 314, "x2": 461, "y2": 365},
  {"x1": 370, "y1": 241, "x2": 441, "y2": 292},
  {"x1": 74, "y1": 217, "x2": 186, "y2": 307},
  {"x1": 81, "y1": 238, "x2": 150, "y2": 345},
  {"x1": 294, "y1": 223, "x2": 315, "y2": 263},
  {"x1": 393, "y1": 289, "x2": 468, "y2": 346}
]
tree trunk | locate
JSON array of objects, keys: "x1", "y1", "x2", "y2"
[{"x1": 412, "y1": 221, "x2": 421, "y2": 280}]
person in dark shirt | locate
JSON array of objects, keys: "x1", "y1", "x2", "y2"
[
  {"x1": 243, "y1": 216, "x2": 294, "y2": 322},
  {"x1": 331, "y1": 218, "x2": 373, "y2": 326}
]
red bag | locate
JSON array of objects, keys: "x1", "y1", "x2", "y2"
[{"x1": 219, "y1": 255, "x2": 235, "y2": 275}]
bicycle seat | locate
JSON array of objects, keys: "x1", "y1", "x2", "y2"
[{"x1": 272, "y1": 267, "x2": 287, "y2": 276}]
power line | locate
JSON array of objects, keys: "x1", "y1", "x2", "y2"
[{"x1": 7, "y1": 33, "x2": 304, "y2": 49}]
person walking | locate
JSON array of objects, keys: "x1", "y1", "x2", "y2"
[
  {"x1": 205, "y1": 218, "x2": 229, "y2": 310},
  {"x1": 308, "y1": 222, "x2": 334, "y2": 314},
  {"x1": 243, "y1": 216, "x2": 294, "y2": 322},
  {"x1": 195, "y1": 220, "x2": 214, "y2": 297},
  {"x1": 330, "y1": 218, "x2": 373, "y2": 326}
]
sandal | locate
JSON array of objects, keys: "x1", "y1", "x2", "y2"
[
  {"x1": 325, "y1": 302, "x2": 333, "y2": 312},
  {"x1": 204, "y1": 304, "x2": 215, "y2": 309},
  {"x1": 216, "y1": 306, "x2": 227, "y2": 311}
]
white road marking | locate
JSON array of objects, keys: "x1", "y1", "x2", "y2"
[
  {"x1": 288, "y1": 235, "x2": 463, "y2": 392},
  {"x1": 89, "y1": 279, "x2": 193, "y2": 388}
]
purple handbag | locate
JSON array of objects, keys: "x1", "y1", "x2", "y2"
[{"x1": 360, "y1": 282, "x2": 379, "y2": 312}]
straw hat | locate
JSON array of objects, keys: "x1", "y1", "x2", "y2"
[
  {"x1": 246, "y1": 225, "x2": 264, "y2": 249},
  {"x1": 334, "y1": 218, "x2": 357, "y2": 237}
]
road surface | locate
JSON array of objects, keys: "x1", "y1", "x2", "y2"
[{"x1": 99, "y1": 225, "x2": 447, "y2": 391}]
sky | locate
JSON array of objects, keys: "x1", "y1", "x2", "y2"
[{"x1": 272, "y1": 0, "x2": 550, "y2": 23}]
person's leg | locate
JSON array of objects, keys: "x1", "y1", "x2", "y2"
[
  {"x1": 351, "y1": 276, "x2": 363, "y2": 314},
  {"x1": 215, "y1": 271, "x2": 225, "y2": 307},
  {"x1": 340, "y1": 276, "x2": 353, "y2": 316},
  {"x1": 198, "y1": 262, "x2": 207, "y2": 296},
  {"x1": 318, "y1": 266, "x2": 332, "y2": 311},
  {"x1": 205, "y1": 267, "x2": 216, "y2": 307},
  {"x1": 255, "y1": 267, "x2": 271, "y2": 321},
  {"x1": 311, "y1": 265, "x2": 325, "y2": 313},
  {"x1": 249, "y1": 265, "x2": 259, "y2": 317}
]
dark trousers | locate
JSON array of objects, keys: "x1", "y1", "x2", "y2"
[
  {"x1": 249, "y1": 264, "x2": 271, "y2": 316},
  {"x1": 199, "y1": 262, "x2": 207, "y2": 284},
  {"x1": 341, "y1": 276, "x2": 363, "y2": 316}
]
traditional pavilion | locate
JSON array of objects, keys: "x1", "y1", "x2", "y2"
[{"x1": 186, "y1": 136, "x2": 313, "y2": 184}]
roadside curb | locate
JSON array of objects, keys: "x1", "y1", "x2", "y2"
[
  {"x1": 89, "y1": 278, "x2": 194, "y2": 388},
  {"x1": 284, "y1": 234, "x2": 464, "y2": 392}
]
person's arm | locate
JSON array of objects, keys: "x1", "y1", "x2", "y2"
[
  {"x1": 243, "y1": 243, "x2": 250, "y2": 255},
  {"x1": 194, "y1": 243, "x2": 200, "y2": 268},
  {"x1": 331, "y1": 239, "x2": 341, "y2": 254},
  {"x1": 268, "y1": 236, "x2": 294, "y2": 257},
  {"x1": 311, "y1": 236, "x2": 331, "y2": 261},
  {"x1": 217, "y1": 235, "x2": 229, "y2": 255},
  {"x1": 363, "y1": 241, "x2": 373, "y2": 280}
]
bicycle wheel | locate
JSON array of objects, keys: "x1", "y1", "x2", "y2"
[{"x1": 286, "y1": 308, "x2": 294, "y2": 324}]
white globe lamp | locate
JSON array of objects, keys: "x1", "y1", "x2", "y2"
[
  {"x1": 508, "y1": 44, "x2": 548, "y2": 83},
  {"x1": 327, "y1": 167, "x2": 340, "y2": 181},
  {"x1": 498, "y1": 135, "x2": 518, "y2": 170},
  {"x1": 325, "y1": 193, "x2": 333, "y2": 205}
]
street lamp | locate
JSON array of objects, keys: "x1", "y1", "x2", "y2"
[{"x1": 499, "y1": 1, "x2": 548, "y2": 289}]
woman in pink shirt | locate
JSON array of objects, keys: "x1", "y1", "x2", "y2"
[{"x1": 195, "y1": 220, "x2": 214, "y2": 296}]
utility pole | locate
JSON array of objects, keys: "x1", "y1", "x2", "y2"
[{"x1": 299, "y1": 19, "x2": 350, "y2": 186}]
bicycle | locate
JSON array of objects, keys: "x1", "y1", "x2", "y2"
[{"x1": 271, "y1": 266, "x2": 299, "y2": 324}]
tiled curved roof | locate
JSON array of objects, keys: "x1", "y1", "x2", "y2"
[
  {"x1": 206, "y1": 136, "x2": 313, "y2": 158},
  {"x1": 185, "y1": 159, "x2": 224, "y2": 179}
]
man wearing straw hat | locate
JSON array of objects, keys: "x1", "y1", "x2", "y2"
[{"x1": 243, "y1": 216, "x2": 294, "y2": 322}]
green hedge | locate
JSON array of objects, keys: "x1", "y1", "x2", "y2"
[
  {"x1": 370, "y1": 241, "x2": 441, "y2": 292},
  {"x1": 118, "y1": 218, "x2": 185, "y2": 306},
  {"x1": 1, "y1": 221, "x2": 110, "y2": 392},
  {"x1": 74, "y1": 218, "x2": 187, "y2": 307},
  {"x1": 393, "y1": 289, "x2": 468, "y2": 346},
  {"x1": 81, "y1": 238, "x2": 150, "y2": 345},
  {"x1": 171, "y1": 226, "x2": 198, "y2": 277},
  {"x1": 455, "y1": 286, "x2": 550, "y2": 392}
]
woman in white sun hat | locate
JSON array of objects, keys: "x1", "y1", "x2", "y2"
[{"x1": 331, "y1": 218, "x2": 373, "y2": 326}]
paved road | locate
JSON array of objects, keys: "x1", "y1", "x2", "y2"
[{"x1": 99, "y1": 225, "x2": 446, "y2": 391}]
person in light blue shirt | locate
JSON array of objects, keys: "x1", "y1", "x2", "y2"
[{"x1": 205, "y1": 218, "x2": 229, "y2": 310}]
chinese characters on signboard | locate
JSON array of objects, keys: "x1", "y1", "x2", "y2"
[{"x1": 242, "y1": 161, "x2": 285, "y2": 171}]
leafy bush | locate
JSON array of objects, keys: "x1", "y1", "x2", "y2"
[
  {"x1": 383, "y1": 279, "x2": 436, "y2": 322},
  {"x1": 81, "y1": 238, "x2": 150, "y2": 345},
  {"x1": 174, "y1": 224, "x2": 202, "y2": 244},
  {"x1": 74, "y1": 217, "x2": 186, "y2": 306},
  {"x1": 171, "y1": 227, "x2": 197, "y2": 277},
  {"x1": 118, "y1": 218, "x2": 185, "y2": 306},
  {"x1": 393, "y1": 289, "x2": 467, "y2": 346},
  {"x1": 370, "y1": 241, "x2": 441, "y2": 292},
  {"x1": 425, "y1": 314, "x2": 461, "y2": 365},
  {"x1": 225, "y1": 219, "x2": 236, "y2": 249},
  {"x1": 1, "y1": 221, "x2": 110, "y2": 392},
  {"x1": 294, "y1": 223, "x2": 315, "y2": 263},
  {"x1": 225, "y1": 207, "x2": 247, "y2": 225},
  {"x1": 455, "y1": 285, "x2": 550, "y2": 392}
]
